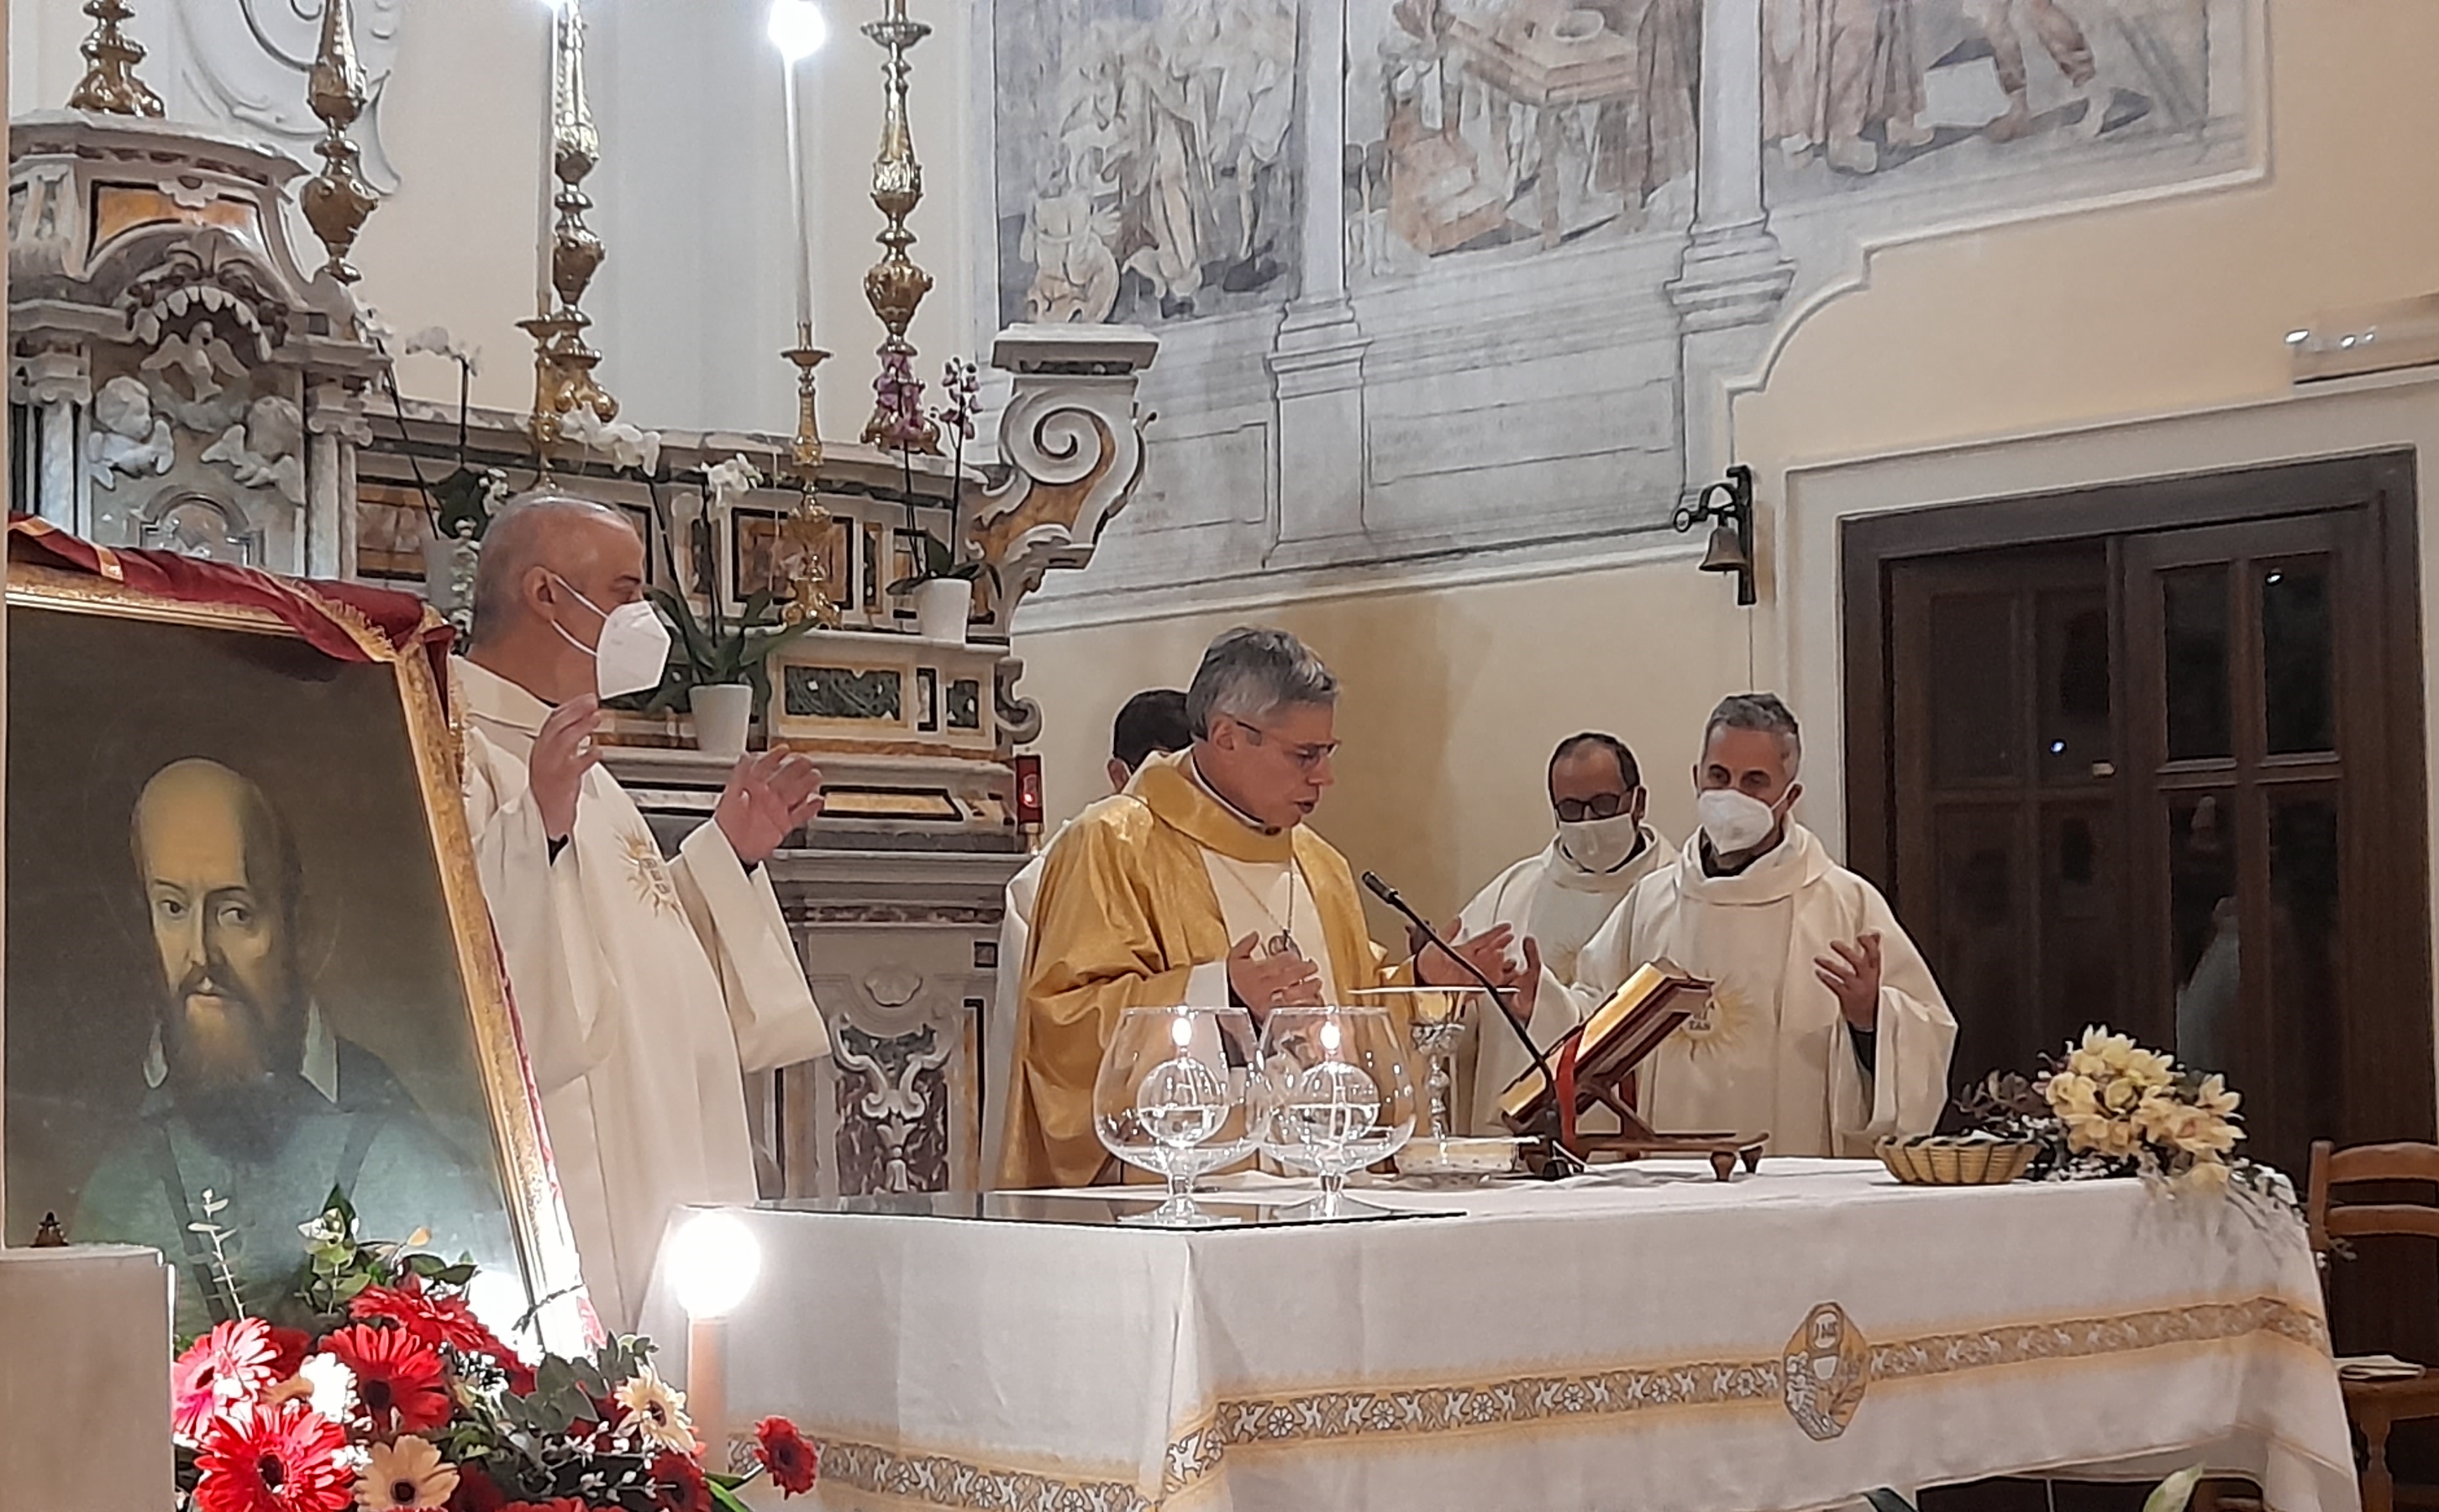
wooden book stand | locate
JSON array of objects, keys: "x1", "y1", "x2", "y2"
[{"x1": 1498, "y1": 959, "x2": 1769, "y2": 1181}]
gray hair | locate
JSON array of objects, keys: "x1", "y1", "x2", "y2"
[
  {"x1": 1703, "y1": 692, "x2": 1802, "y2": 776},
  {"x1": 468, "y1": 489, "x2": 633, "y2": 647},
  {"x1": 1186, "y1": 627, "x2": 1338, "y2": 738}
]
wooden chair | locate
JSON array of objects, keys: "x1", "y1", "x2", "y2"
[{"x1": 2306, "y1": 1140, "x2": 2439, "y2": 1512}]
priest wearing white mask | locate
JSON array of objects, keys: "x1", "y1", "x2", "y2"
[
  {"x1": 1454, "y1": 732, "x2": 1669, "y2": 1132},
  {"x1": 1570, "y1": 694, "x2": 1954, "y2": 1157},
  {"x1": 456, "y1": 491, "x2": 830, "y2": 1333}
]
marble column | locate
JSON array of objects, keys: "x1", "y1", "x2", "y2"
[
  {"x1": 306, "y1": 377, "x2": 373, "y2": 579},
  {"x1": 1664, "y1": 0, "x2": 1795, "y2": 499},
  {"x1": 1265, "y1": 0, "x2": 1370, "y2": 559},
  {"x1": 13, "y1": 340, "x2": 90, "y2": 529}
]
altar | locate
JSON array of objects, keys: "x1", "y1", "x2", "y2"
[{"x1": 642, "y1": 1162, "x2": 2358, "y2": 1512}]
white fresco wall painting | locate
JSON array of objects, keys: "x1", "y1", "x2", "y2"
[{"x1": 980, "y1": 0, "x2": 2253, "y2": 614}]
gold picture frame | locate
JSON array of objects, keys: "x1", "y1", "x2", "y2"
[{"x1": 3, "y1": 563, "x2": 586, "y2": 1351}]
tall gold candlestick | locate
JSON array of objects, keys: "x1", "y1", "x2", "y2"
[
  {"x1": 523, "y1": 0, "x2": 617, "y2": 452},
  {"x1": 301, "y1": 0, "x2": 379, "y2": 285},
  {"x1": 67, "y1": 0, "x2": 164, "y2": 117},
  {"x1": 859, "y1": 0, "x2": 938, "y2": 454},
  {"x1": 774, "y1": 330, "x2": 840, "y2": 627}
]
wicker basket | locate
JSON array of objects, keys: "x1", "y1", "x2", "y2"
[{"x1": 1874, "y1": 1137, "x2": 2041, "y2": 1186}]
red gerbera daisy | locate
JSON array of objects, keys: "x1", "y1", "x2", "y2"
[
  {"x1": 752, "y1": 1417, "x2": 819, "y2": 1497},
  {"x1": 350, "y1": 1278, "x2": 494, "y2": 1355},
  {"x1": 651, "y1": 1452, "x2": 712, "y2": 1512},
  {"x1": 352, "y1": 1278, "x2": 534, "y2": 1391},
  {"x1": 443, "y1": 1462, "x2": 507, "y2": 1512},
  {"x1": 497, "y1": 1501, "x2": 588, "y2": 1512},
  {"x1": 264, "y1": 1327, "x2": 314, "y2": 1383},
  {"x1": 174, "y1": 1318, "x2": 284, "y2": 1441},
  {"x1": 192, "y1": 1398, "x2": 352, "y2": 1512},
  {"x1": 321, "y1": 1323, "x2": 451, "y2": 1436}
]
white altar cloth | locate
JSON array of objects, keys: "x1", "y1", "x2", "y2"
[{"x1": 639, "y1": 1160, "x2": 2358, "y2": 1512}]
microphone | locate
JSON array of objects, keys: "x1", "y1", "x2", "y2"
[{"x1": 1360, "y1": 870, "x2": 1572, "y2": 1163}]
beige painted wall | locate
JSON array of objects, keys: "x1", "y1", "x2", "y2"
[
  {"x1": 1011, "y1": 0, "x2": 2439, "y2": 948},
  {"x1": 1016, "y1": 554, "x2": 1748, "y2": 937}
]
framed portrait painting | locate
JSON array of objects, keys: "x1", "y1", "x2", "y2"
[{"x1": 3, "y1": 546, "x2": 584, "y2": 1348}]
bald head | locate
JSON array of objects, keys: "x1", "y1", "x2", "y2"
[
  {"x1": 470, "y1": 491, "x2": 644, "y2": 645},
  {"x1": 132, "y1": 759, "x2": 304, "y2": 1087},
  {"x1": 465, "y1": 489, "x2": 648, "y2": 705}
]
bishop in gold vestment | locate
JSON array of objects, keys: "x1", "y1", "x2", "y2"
[{"x1": 999, "y1": 628, "x2": 1536, "y2": 1190}]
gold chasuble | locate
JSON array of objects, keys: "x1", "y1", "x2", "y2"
[{"x1": 999, "y1": 750, "x2": 1404, "y2": 1189}]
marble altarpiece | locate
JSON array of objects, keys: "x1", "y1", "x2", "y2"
[{"x1": 7, "y1": 45, "x2": 1160, "y2": 1200}]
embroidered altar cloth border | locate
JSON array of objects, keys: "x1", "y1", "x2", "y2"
[{"x1": 639, "y1": 1159, "x2": 2358, "y2": 1512}]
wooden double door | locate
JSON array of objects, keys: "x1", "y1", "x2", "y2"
[{"x1": 1848, "y1": 452, "x2": 2434, "y2": 1189}]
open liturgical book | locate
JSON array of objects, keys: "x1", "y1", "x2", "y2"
[{"x1": 1497, "y1": 958, "x2": 1769, "y2": 1180}]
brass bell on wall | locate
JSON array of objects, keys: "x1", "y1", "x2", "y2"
[{"x1": 1674, "y1": 464, "x2": 1758, "y2": 606}]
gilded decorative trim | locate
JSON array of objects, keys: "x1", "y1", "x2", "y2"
[
  {"x1": 807, "y1": 1294, "x2": 2330, "y2": 1509},
  {"x1": 3, "y1": 568, "x2": 587, "y2": 1352}
]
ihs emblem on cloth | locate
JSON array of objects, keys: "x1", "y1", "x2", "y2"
[
  {"x1": 1782, "y1": 1302, "x2": 1871, "y2": 1441},
  {"x1": 622, "y1": 829, "x2": 682, "y2": 918},
  {"x1": 1674, "y1": 983, "x2": 1757, "y2": 1061}
]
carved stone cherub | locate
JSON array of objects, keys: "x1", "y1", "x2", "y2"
[
  {"x1": 86, "y1": 375, "x2": 176, "y2": 490},
  {"x1": 200, "y1": 394, "x2": 307, "y2": 507}
]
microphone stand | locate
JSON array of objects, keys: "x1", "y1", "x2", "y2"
[{"x1": 1359, "y1": 871, "x2": 1581, "y2": 1178}]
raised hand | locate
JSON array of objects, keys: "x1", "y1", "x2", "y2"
[
  {"x1": 715, "y1": 744, "x2": 827, "y2": 867},
  {"x1": 1816, "y1": 929, "x2": 1884, "y2": 1030},
  {"x1": 1417, "y1": 921, "x2": 1516, "y2": 990},
  {"x1": 529, "y1": 694, "x2": 602, "y2": 843}
]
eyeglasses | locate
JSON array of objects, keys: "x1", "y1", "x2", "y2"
[
  {"x1": 1233, "y1": 719, "x2": 1338, "y2": 772},
  {"x1": 1554, "y1": 793, "x2": 1636, "y2": 823}
]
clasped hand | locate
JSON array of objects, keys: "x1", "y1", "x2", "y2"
[{"x1": 1226, "y1": 933, "x2": 1322, "y2": 1021}]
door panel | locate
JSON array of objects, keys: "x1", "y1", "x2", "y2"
[
  {"x1": 2122, "y1": 512, "x2": 2376, "y2": 1181},
  {"x1": 1891, "y1": 549, "x2": 2116, "y2": 1095},
  {"x1": 1855, "y1": 453, "x2": 2436, "y2": 1484}
]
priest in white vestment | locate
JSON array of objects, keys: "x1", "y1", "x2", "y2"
[
  {"x1": 1454, "y1": 732, "x2": 1670, "y2": 1131},
  {"x1": 456, "y1": 492, "x2": 830, "y2": 1332},
  {"x1": 984, "y1": 689, "x2": 1191, "y2": 1182},
  {"x1": 1571, "y1": 694, "x2": 1954, "y2": 1157}
]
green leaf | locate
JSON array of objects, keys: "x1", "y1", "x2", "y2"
[
  {"x1": 1863, "y1": 1493, "x2": 1918, "y2": 1512},
  {"x1": 433, "y1": 1263, "x2": 477, "y2": 1287},
  {"x1": 707, "y1": 1480, "x2": 758, "y2": 1512},
  {"x1": 2142, "y1": 1467, "x2": 2209, "y2": 1512}
]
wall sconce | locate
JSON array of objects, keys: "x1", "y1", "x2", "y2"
[{"x1": 1674, "y1": 464, "x2": 1756, "y2": 606}]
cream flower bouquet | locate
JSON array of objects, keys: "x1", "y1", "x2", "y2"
[{"x1": 1962, "y1": 1026, "x2": 2295, "y2": 1214}]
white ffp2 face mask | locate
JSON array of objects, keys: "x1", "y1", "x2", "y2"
[
  {"x1": 1556, "y1": 811, "x2": 1645, "y2": 874},
  {"x1": 549, "y1": 576, "x2": 671, "y2": 700},
  {"x1": 1696, "y1": 787, "x2": 1780, "y2": 855}
]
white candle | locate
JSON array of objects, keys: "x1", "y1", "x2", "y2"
[
  {"x1": 767, "y1": 1, "x2": 830, "y2": 344},
  {"x1": 782, "y1": 58, "x2": 813, "y2": 342},
  {"x1": 536, "y1": 4, "x2": 558, "y2": 318}
]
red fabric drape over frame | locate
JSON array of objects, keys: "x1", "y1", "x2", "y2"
[{"x1": 6, "y1": 516, "x2": 455, "y2": 696}]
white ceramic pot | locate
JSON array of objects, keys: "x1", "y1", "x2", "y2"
[
  {"x1": 691, "y1": 682, "x2": 754, "y2": 762},
  {"x1": 914, "y1": 577, "x2": 971, "y2": 643}
]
